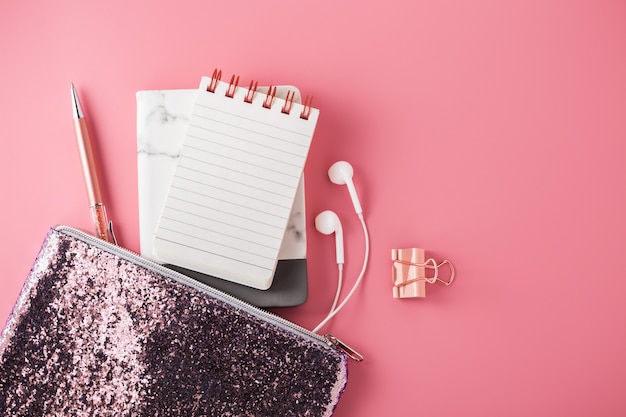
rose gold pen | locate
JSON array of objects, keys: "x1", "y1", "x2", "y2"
[{"x1": 71, "y1": 83, "x2": 117, "y2": 244}]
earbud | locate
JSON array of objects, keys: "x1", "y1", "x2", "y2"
[
  {"x1": 315, "y1": 210, "x2": 344, "y2": 265},
  {"x1": 328, "y1": 161, "x2": 362, "y2": 214},
  {"x1": 312, "y1": 161, "x2": 370, "y2": 334}
]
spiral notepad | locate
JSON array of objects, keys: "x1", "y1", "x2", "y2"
[{"x1": 153, "y1": 71, "x2": 319, "y2": 290}]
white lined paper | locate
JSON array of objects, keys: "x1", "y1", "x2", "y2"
[{"x1": 153, "y1": 76, "x2": 318, "y2": 289}]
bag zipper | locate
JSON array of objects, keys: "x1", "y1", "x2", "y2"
[{"x1": 55, "y1": 225, "x2": 363, "y2": 361}]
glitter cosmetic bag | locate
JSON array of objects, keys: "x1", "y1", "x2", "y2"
[{"x1": 0, "y1": 226, "x2": 350, "y2": 416}]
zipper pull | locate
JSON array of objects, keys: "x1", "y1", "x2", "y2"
[{"x1": 325, "y1": 334, "x2": 364, "y2": 362}]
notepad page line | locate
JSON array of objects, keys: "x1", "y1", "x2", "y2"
[
  {"x1": 159, "y1": 212, "x2": 282, "y2": 245},
  {"x1": 157, "y1": 217, "x2": 280, "y2": 259},
  {"x1": 172, "y1": 170, "x2": 290, "y2": 208},
  {"x1": 184, "y1": 135, "x2": 304, "y2": 170},
  {"x1": 194, "y1": 102, "x2": 312, "y2": 140},
  {"x1": 176, "y1": 163, "x2": 298, "y2": 199},
  {"x1": 164, "y1": 196, "x2": 287, "y2": 232},
  {"x1": 154, "y1": 236, "x2": 276, "y2": 288},
  {"x1": 157, "y1": 220, "x2": 281, "y2": 252},
  {"x1": 167, "y1": 179, "x2": 292, "y2": 225},
  {"x1": 177, "y1": 154, "x2": 299, "y2": 198},
  {"x1": 154, "y1": 236, "x2": 276, "y2": 269},
  {"x1": 182, "y1": 146, "x2": 300, "y2": 183},
  {"x1": 160, "y1": 205, "x2": 285, "y2": 246},
  {"x1": 180, "y1": 139, "x2": 303, "y2": 178},
  {"x1": 171, "y1": 176, "x2": 291, "y2": 209},
  {"x1": 187, "y1": 124, "x2": 307, "y2": 160},
  {"x1": 189, "y1": 103, "x2": 312, "y2": 156}
]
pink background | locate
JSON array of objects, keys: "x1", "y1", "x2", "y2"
[{"x1": 2, "y1": 1, "x2": 626, "y2": 415}]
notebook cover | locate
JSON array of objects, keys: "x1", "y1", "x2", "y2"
[
  {"x1": 0, "y1": 227, "x2": 347, "y2": 416},
  {"x1": 137, "y1": 88, "x2": 308, "y2": 306}
]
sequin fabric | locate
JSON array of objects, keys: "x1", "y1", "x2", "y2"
[{"x1": 0, "y1": 229, "x2": 348, "y2": 416}]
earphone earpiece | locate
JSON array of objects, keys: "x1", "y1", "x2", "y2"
[
  {"x1": 328, "y1": 161, "x2": 362, "y2": 214},
  {"x1": 315, "y1": 210, "x2": 344, "y2": 265},
  {"x1": 311, "y1": 161, "x2": 370, "y2": 335}
]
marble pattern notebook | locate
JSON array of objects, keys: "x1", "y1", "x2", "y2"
[{"x1": 137, "y1": 86, "x2": 309, "y2": 306}]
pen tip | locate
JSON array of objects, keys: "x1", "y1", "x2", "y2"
[{"x1": 70, "y1": 83, "x2": 83, "y2": 118}]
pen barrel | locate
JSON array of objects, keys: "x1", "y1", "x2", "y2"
[
  {"x1": 90, "y1": 203, "x2": 112, "y2": 242},
  {"x1": 74, "y1": 118, "x2": 104, "y2": 205}
]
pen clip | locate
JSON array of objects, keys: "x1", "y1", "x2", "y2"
[{"x1": 108, "y1": 220, "x2": 118, "y2": 246}]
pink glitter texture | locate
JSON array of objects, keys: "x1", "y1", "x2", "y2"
[{"x1": 0, "y1": 229, "x2": 347, "y2": 416}]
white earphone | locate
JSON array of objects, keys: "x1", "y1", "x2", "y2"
[
  {"x1": 314, "y1": 210, "x2": 344, "y2": 265},
  {"x1": 328, "y1": 161, "x2": 363, "y2": 214},
  {"x1": 313, "y1": 161, "x2": 370, "y2": 333}
]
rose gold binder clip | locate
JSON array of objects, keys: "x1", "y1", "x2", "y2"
[{"x1": 391, "y1": 248, "x2": 455, "y2": 298}]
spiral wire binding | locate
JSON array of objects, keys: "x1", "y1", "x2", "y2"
[
  {"x1": 244, "y1": 80, "x2": 258, "y2": 103},
  {"x1": 207, "y1": 69, "x2": 222, "y2": 93},
  {"x1": 263, "y1": 86, "x2": 277, "y2": 109},
  {"x1": 300, "y1": 95, "x2": 313, "y2": 120},
  {"x1": 205, "y1": 69, "x2": 314, "y2": 119},
  {"x1": 225, "y1": 74, "x2": 239, "y2": 98},
  {"x1": 282, "y1": 90, "x2": 295, "y2": 114}
]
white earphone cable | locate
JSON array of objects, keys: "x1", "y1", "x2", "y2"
[
  {"x1": 312, "y1": 213, "x2": 369, "y2": 333},
  {"x1": 330, "y1": 264, "x2": 343, "y2": 315}
]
